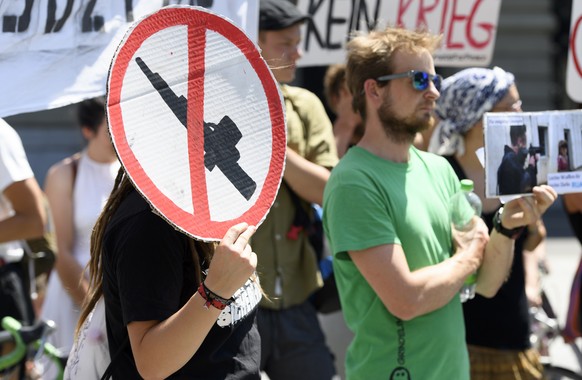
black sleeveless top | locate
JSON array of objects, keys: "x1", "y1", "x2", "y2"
[{"x1": 445, "y1": 156, "x2": 531, "y2": 350}]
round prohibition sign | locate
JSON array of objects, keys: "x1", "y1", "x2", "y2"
[
  {"x1": 571, "y1": 14, "x2": 582, "y2": 77},
  {"x1": 107, "y1": 6, "x2": 286, "y2": 241}
]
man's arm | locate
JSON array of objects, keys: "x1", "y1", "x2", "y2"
[
  {"x1": 0, "y1": 178, "x2": 45, "y2": 243},
  {"x1": 283, "y1": 148, "x2": 331, "y2": 205},
  {"x1": 349, "y1": 221, "x2": 488, "y2": 321},
  {"x1": 282, "y1": 88, "x2": 338, "y2": 205}
]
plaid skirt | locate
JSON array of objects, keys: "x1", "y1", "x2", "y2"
[{"x1": 468, "y1": 344, "x2": 545, "y2": 380}]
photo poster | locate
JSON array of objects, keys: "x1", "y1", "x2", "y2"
[{"x1": 483, "y1": 110, "x2": 582, "y2": 199}]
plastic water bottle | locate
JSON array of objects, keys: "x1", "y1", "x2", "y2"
[{"x1": 449, "y1": 179, "x2": 483, "y2": 303}]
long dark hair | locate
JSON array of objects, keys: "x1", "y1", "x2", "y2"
[{"x1": 76, "y1": 168, "x2": 215, "y2": 335}]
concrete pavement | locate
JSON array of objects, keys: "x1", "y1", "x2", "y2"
[{"x1": 540, "y1": 237, "x2": 582, "y2": 374}]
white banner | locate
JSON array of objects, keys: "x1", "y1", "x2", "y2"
[
  {"x1": 297, "y1": 0, "x2": 501, "y2": 68},
  {"x1": 567, "y1": 0, "x2": 582, "y2": 103},
  {"x1": 0, "y1": 0, "x2": 258, "y2": 118}
]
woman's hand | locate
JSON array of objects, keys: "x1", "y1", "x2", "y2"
[
  {"x1": 501, "y1": 185, "x2": 558, "y2": 229},
  {"x1": 203, "y1": 223, "x2": 257, "y2": 299}
]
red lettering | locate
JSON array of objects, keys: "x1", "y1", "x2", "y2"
[
  {"x1": 465, "y1": 0, "x2": 494, "y2": 49},
  {"x1": 395, "y1": 0, "x2": 495, "y2": 51},
  {"x1": 571, "y1": 15, "x2": 582, "y2": 77},
  {"x1": 397, "y1": 0, "x2": 414, "y2": 28},
  {"x1": 439, "y1": 0, "x2": 449, "y2": 35},
  {"x1": 446, "y1": 0, "x2": 466, "y2": 49},
  {"x1": 416, "y1": 0, "x2": 440, "y2": 30}
]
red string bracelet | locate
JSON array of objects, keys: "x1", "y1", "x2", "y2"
[{"x1": 197, "y1": 282, "x2": 234, "y2": 310}]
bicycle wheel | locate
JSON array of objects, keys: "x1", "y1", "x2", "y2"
[{"x1": 545, "y1": 364, "x2": 582, "y2": 380}]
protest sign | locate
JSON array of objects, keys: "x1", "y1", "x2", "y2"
[
  {"x1": 296, "y1": 0, "x2": 501, "y2": 67},
  {"x1": 0, "y1": 0, "x2": 258, "y2": 118},
  {"x1": 107, "y1": 6, "x2": 286, "y2": 241},
  {"x1": 567, "y1": 0, "x2": 582, "y2": 102},
  {"x1": 483, "y1": 110, "x2": 582, "y2": 198}
]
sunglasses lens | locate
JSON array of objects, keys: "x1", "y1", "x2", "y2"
[
  {"x1": 412, "y1": 72, "x2": 441, "y2": 91},
  {"x1": 412, "y1": 72, "x2": 429, "y2": 90}
]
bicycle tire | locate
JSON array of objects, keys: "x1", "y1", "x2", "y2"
[{"x1": 544, "y1": 364, "x2": 582, "y2": 380}]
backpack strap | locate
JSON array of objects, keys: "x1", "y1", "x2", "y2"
[
  {"x1": 283, "y1": 181, "x2": 325, "y2": 262},
  {"x1": 283, "y1": 181, "x2": 312, "y2": 240},
  {"x1": 70, "y1": 153, "x2": 80, "y2": 187}
]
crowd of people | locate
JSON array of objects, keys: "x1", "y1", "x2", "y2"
[{"x1": 0, "y1": 0, "x2": 580, "y2": 379}]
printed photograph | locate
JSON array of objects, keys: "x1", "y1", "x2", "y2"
[{"x1": 484, "y1": 110, "x2": 582, "y2": 198}]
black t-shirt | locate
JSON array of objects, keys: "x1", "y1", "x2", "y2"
[
  {"x1": 102, "y1": 189, "x2": 261, "y2": 379},
  {"x1": 446, "y1": 156, "x2": 531, "y2": 350}
]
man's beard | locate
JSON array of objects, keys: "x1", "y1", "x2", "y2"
[{"x1": 378, "y1": 95, "x2": 434, "y2": 144}]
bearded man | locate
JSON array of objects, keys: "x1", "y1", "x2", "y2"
[{"x1": 322, "y1": 27, "x2": 558, "y2": 380}]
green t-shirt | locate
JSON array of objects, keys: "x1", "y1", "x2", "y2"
[{"x1": 323, "y1": 146, "x2": 467, "y2": 380}]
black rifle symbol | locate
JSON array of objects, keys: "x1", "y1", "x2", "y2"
[{"x1": 135, "y1": 57, "x2": 257, "y2": 201}]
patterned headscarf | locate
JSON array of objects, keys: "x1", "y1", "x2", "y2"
[{"x1": 429, "y1": 67, "x2": 515, "y2": 156}]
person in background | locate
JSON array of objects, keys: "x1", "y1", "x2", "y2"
[
  {"x1": 323, "y1": 64, "x2": 364, "y2": 158},
  {"x1": 323, "y1": 63, "x2": 425, "y2": 157},
  {"x1": 0, "y1": 118, "x2": 46, "y2": 379},
  {"x1": 252, "y1": 0, "x2": 339, "y2": 379},
  {"x1": 40, "y1": 98, "x2": 120, "y2": 374},
  {"x1": 558, "y1": 140, "x2": 569, "y2": 172},
  {"x1": 430, "y1": 66, "x2": 549, "y2": 379},
  {"x1": 323, "y1": 26, "x2": 557, "y2": 379},
  {"x1": 496, "y1": 124, "x2": 538, "y2": 195},
  {"x1": 564, "y1": 193, "x2": 582, "y2": 245}
]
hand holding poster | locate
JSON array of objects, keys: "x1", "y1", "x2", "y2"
[
  {"x1": 107, "y1": 5, "x2": 285, "y2": 241},
  {"x1": 484, "y1": 110, "x2": 582, "y2": 198}
]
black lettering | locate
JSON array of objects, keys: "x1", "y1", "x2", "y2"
[
  {"x1": 347, "y1": 0, "x2": 356, "y2": 35},
  {"x1": 325, "y1": 0, "x2": 345, "y2": 49},
  {"x1": 396, "y1": 318, "x2": 406, "y2": 365},
  {"x1": 125, "y1": 0, "x2": 134, "y2": 22},
  {"x1": 304, "y1": 0, "x2": 326, "y2": 52},
  {"x1": 163, "y1": 0, "x2": 214, "y2": 7},
  {"x1": 45, "y1": 0, "x2": 74, "y2": 33},
  {"x1": 82, "y1": 0, "x2": 104, "y2": 32},
  {"x1": 352, "y1": 0, "x2": 380, "y2": 32},
  {"x1": 2, "y1": 0, "x2": 34, "y2": 33}
]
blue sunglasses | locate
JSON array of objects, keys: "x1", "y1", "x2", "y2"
[{"x1": 376, "y1": 70, "x2": 442, "y2": 92}]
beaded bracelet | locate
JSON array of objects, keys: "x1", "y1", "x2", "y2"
[{"x1": 197, "y1": 282, "x2": 234, "y2": 310}]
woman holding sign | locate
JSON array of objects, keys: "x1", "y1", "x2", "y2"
[
  {"x1": 429, "y1": 67, "x2": 549, "y2": 380},
  {"x1": 71, "y1": 169, "x2": 262, "y2": 379}
]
